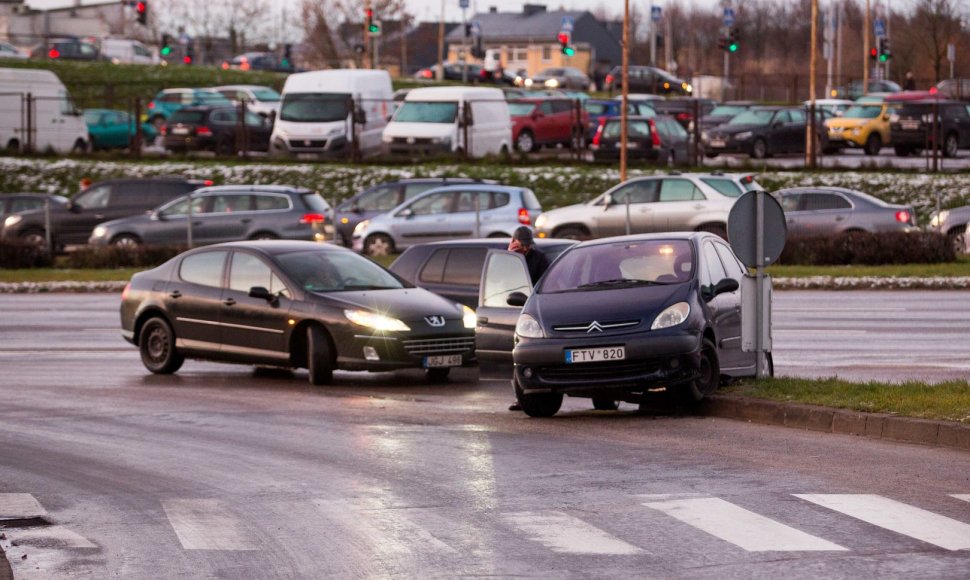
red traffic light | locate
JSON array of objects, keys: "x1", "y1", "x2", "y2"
[
  {"x1": 558, "y1": 32, "x2": 569, "y2": 45},
  {"x1": 135, "y1": 1, "x2": 146, "y2": 13},
  {"x1": 869, "y1": 47, "x2": 878, "y2": 59},
  {"x1": 183, "y1": 55, "x2": 192, "y2": 64},
  {"x1": 365, "y1": 8, "x2": 373, "y2": 19}
]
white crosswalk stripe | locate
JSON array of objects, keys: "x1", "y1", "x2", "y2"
[
  {"x1": 162, "y1": 499, "x2": 257, "y2": 551},
  {"x1": 952, "y1": 494, "x2": 970, "y2": 504},
  {"x1": 312, "y1": 499, "x2": 457, "y2": 557},
  {"x1": 642, "y1": 496, "x2": 847, "y2": 552},
  {"x1": 795, "y1": 494, "x2": 970, "y2": 551},
  {"x1": 502, "y1": 511, "x2": 644, "y2": 555}
]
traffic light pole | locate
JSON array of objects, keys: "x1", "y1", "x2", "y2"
[
  {"x1": 461, "y1": 7, "x2": 468, "y2": 83},
  {"x1": 863, "y1": 0, "x2": 870, "y2": 94},
  {"x1": 722, "y1": 51, "x2": 729, "y2": 102}
]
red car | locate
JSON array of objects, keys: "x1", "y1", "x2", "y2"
[{"x1": 508, "y1": 98, "x2": 589, "y2": 153}]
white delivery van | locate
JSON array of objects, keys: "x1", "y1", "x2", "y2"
[
  {"x1": 382, "y1": 86, "x2": 511, "y2": 158},
  {"x1": 270, "y1": 69, "x2": 392, "y2": 158},
  {"x1": 0, "y1": 67, "x2": 89, "y2": 153},
  {"x1": 100, "y1": 38, "x2": 157, "y2": 65}
]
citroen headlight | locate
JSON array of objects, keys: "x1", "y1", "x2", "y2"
[
  {"x1": 4, "y1": 215, "x2": 23, "y2": 227},
  {"x1": 353, "y1": 220, "x2": 370, "y2": 235},
  {"x1": 344, "y1": 309, "x2": 410, "y2": 331},
  {"x1": 534, "y1": 214, "x2": 547, "y2": 229},
  {"x1": 92, "y1": 226, "x2": 107, "y2": 238},
  {"x1": 650, "y1": 302, "x2": 690, "y2": 330},
  {"x1": 735, "y1": 131, "x2": 753, "y2": 141},
  {"x1": 461, "y1": 304, "x2": 477, "y2": 329},
  {"x1": 515, "y1": 314, "x2": 544, "y2": 338}
]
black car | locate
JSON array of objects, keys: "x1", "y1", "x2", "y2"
[
  {"x1": 0, "y1": 193, "x2": 69, "y2": 222},
  {"x1": 222, "y1": 52, "x2": 296, "y2": 73},
  {"x1": 1, "y1": 178, "x2": 209, "y2": 250},
  {"x1": 590, "y1": 115, "x2": 690, "y2": 165},
  {"x1": 389, "y1": 238, "x2": 577, "y2": 308},
  {"x1": 649, "y1": 98, "x2": 718, "y2": 130},
  {"x1": 704, "y1": 106, "x2": 829, "y2": 159},
  {"x1": 604, "y1": 66, "x2": 692, "y2": 96},
  {"x1": 334, "y1": 178, "x2": 496, "y2": 247},
  {"x1": 120, "y1": 241, "x2": 477, "y2": 385},
  {"x1": 699, "y1": 101, "x2": 757, "y2": 131},
  {"x1": 163, "y1": 106, "x2": 273, "y2": 155},
  {"x1": 30, "y1": 37, "x2": 101, "y2": 61},
  {"x1": 475, "y1": 232, "x2": 766, "y2": 417},
  {"x1": 889, "y1": 99, "x2": 970, "y2": 158}
]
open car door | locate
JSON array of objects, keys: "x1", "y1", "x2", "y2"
[{"x1": 475, "y1": 250, "x2": 531, "y2": 380}]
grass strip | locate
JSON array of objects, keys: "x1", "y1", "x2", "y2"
[
  {"x1": 0, "y1": 268, "x2": 141, "y2": 282},
  {"x1": 723, "y1": 377, "x2": 970, "y2": 424},
  {"x1": 767, "y1": 255, "x2": 970, "y2": 278}
]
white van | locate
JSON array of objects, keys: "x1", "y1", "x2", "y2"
[
  {"x1": 0, "y1": 67, "x2": 89, "y2": 153},
  {"x1": 100, "y1": 38, "x2": 157, "y2": 65},
  {"x1": 270, "y1": 69, "x2": 392, "y2": 158},
  {"x1": 382, "y1": 86, "x2": 511, "y2": 158}
]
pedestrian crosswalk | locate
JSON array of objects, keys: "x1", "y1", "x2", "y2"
[{"x1": 2, "y1": 491, "x2": 969, "y2": 570}]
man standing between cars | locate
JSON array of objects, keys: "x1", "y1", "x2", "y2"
[{"x1": 507, "y1": 226, "x2": 549, "y2": 411}]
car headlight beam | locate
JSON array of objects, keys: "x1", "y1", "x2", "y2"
[
  {"x1": 461, "y1": 304, "x2": 477, "y2": 329},
  {"x1": 4, "y1": 215, "x2": 23, "y2": 227},
  {"x1": 651, "y1": 302, "x2": 690, "y2": 330},
  {"x1": 344, "y1": 309, "x2": 410, "y2": 331}
]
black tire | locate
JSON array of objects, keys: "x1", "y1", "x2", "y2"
[
  {"x1": 894, "y1": 145, "x2": 913, "y2": 157},
  {"x1": 515, "y1": 130, "x2": 535, "y2": 153},
  {"x1": 425, "y1": 367, "x2": 451, "y2": 383},
  {"x1": 139, "y1": 316, "x2": 184, "y2": 374},
  {"x1": 863, "y1": 134, "x2": 882, "y2": 156},
  {"x1": 698, "y1": 224, "x2": 728, "y2": 239},
  {"x1": 554, "y1": 226, "x2": 587, "y2": 240},
  {"x1": 681, "y1": 338, "x2": 720, "y2": 403},
  {"x1": 592, "y1": 397, "x2": 619, "y2": 411},
  {"x1": 514, "y1": 376, "x2": 563, "y2": 418},
  {"x1": 947, "y1": 226, "x2": 967, "y2": 254},
  {"x1": 751, "y1": 138, "x2": 768, "y2": 159},
  {"x1": 364, "y1": 233, "x2": 395, "y2": 257},
  {"x1": 71, "y1": 139, "x2": 88, "y2": 154},
  {"x1": 6, "y1": 139, "x2": 20, "y2": 153},
  {"x1": 111, "y1": 234, "x2": 141, "y2": 248},
  {"x1": 943, "y1": 133, "x2": 959, "y2": 158},
  {"x1": 20, "y1": 228, "x2": 47, "y2": 248},
  {"x1": 307, "y1": 325, "x2": 334, "y2": 386},
  {"x1": 216, "y1": 136, "x2": 235, "y2": 156}
]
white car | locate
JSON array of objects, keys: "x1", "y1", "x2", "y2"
[
  {"x1": 533, "y1": 173, "x2": 763, "y2": 240},
  {"x1": 212, "y1": 84, "x2": 281, "y2": 118},
  {"x1": 0, "y1": 42, "x2": 27, "y2": 60}
]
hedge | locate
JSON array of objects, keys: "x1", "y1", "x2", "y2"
[{"x1": 778, "y1": 232, "x2": 955, "y2": 265}]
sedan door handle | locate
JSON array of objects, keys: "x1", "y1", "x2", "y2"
[
  {"x1": 223, "y1": 298, "x2": 236, "y2": 306},
  {"x1": 169, "y1": 290, "x2": 182, "y2": 299}
]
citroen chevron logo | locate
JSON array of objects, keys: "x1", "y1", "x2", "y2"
[
  {"x1": 587, "y1": 321, "x2": 604, "y2": 333},
  {"x1": 425, "y1": 316, "x2": 446, "y2": 327}
]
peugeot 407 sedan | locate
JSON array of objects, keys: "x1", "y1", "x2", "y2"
[
  {"x1": 475, "y1": 232, "x2": 766, "y2": 417},
  {"x1": 121, "y1": 241, "x2": 477, "y2": 385}
]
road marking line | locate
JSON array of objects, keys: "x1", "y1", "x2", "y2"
[
  {"x1": 642, "y1": 497, "x2": 846, "y2": 552},
  {"x1": 795, "y1": 494, "x2": 970, "y2": 551},
  {"x1": 0, "y1": 493, "x2": 46, "y2": 519},
  {"x1": 502, "y1": 511, "x2": 643, "y2": 555},
  {"x1": 312, "y1": 499, "x2": 457, "y2": 556},
  {"x1": 952, "y1": 494, "x2": 970, "y2": 503},
  {"x1": 162, "y1": 499, "x2": 257, "y2": 551},
  {"x1": 9, "y1": 525, "x2": 97, "y2": 548}
]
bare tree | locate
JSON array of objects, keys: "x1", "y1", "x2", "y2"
[
  {"x1": 299, "y1": 0, "x2": 343, "y2": 69},
  {"x1": 908, "y1": 0, "x2": 963, "y2": 82}
]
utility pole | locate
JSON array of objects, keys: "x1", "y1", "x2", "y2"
[
  {"x1": 649, "y1": 2, "x2": 656, "y2": 66},
  {"x1": 437, "y1": 0, "x2": 445, "y2": 81},
  {"x1": 808, "y1": 0, "x2": 818, "y2": 168},
  {"x1": 836, "y1": 0, "x2": 844, "y2": 93},
  {"x1": 863, "y1": 0, "x2": 870, "y2": 94},
  {"x1": 621, "y1": 0, "x2": 629, "y2": 182}
]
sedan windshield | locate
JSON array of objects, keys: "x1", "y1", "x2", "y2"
[
  {"x1": 279, "y1": 94, "x2": 350, "y2": 123},
  {"x1": 728, "y1": 110, "x2": 775, "y2": 126},
  {"x1": 708, "y1": 105, "x2": 747, "y2": 117},
  {"x1": 540, "y1": 240, "x2": 694, "y2": 293},
  {"x1": 393, "y1": 101, "x2": 458, "y2": 123},
  {"x1": 277, "y1": 250, "x2": 405, "y2": 292}
]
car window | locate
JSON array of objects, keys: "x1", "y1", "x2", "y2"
[
  {"x1": 584, "y1": 102, "x2": 609, "y2": 115},
  {"x1": 8, "y1": 198, "x2": 44, "y2": 214},
  {"x1": 550, "y1": 100, "x2": 573, "y2": 114},
  {"x1": 159, "y1": 195, "x2": 207, "y2": 217},
  {"x1": 608, "y1": 180, "x2": 658, "y2": 204},
  {"x1": 442, "y1": 248, "x2": 488, "y2": 285},
  {"x1": 73, "y1": 185, "x2": 111, "y2": 209},
  {"x1": 658, "y1": 179, "x2": 704, "y2": 202},
  {"x1": 482, "y1": 252, "x2": 532, "y2": 307},
  {"x1": 254, "y1": 195, "x2": 290, "y2": 211},
  {"x1": 403, "y1": 183, "x2": 441, "y2": 200},
  {"x1": 491, "y1": 192, "x2": 510, "y2": 208},
  {"x1": 713, "y1": 242, "x2": 746, "y2": 280},
  {"x1": 355, "y1": 185, "x2": 400, "y2": 211},
  {"x1": 418, "y1": 249, "x2": 449, "y2": 283},
  {"x1": 521, "y1": 189, "x2": 542, "y2": 210},
  {"x1": 211, "y1": 195, "x2": 252, "y2": 213},
  {"x1": 277, "y1": 250, "x2": 404, "y2": 292},
  {"x1": 778, "y1": 194, "x2": 800, "y2": 213},
  {"x1": 229, "y1": 252, "x2": 289, "y2": 297},
  {"x1": 455, "y1": 191, "x2": 489, "y2": 212},
  {"x1": 773, "y1": 111, "x2": 791, "y2": 124},
  {"x1": 702, "y1": 242, "x2": 727, "y2": 284},
  {"x1": 539, "y1": 101, "x2": 555, "y2": 115},
  {"x1": 701, "y1": 178, "x2": 743, "y2": 198},
  {"x1": 801, "y1": 193, "x2": 851, "y2": 211},
  {"x1": 409, "y1": 192, "x2": 454, "y2": 215},
  {"x1": 790, "y1": 109, "x2": 806, "y2": 123},
  {"x1": 179, "y1": 251, "x2": 227, "y2": 287},
  {"x1": 300, "y1": 193, "x2": 330, "y2": 213}
]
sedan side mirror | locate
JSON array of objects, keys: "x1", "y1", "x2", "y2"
[
  {"x1": 68, "y1": 201, "x2": 82, "y2": 213},
  {"x1": 249, "y1": 286, "x2": 278, "y2": 305},
  {"x1": 506, "y1": 291, "x2": 528, "y2": 307},
  {"x1": 602, "y1": 194, "x2": 613, "y2": 208}
]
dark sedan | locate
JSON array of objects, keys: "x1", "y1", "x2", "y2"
[
  {"x1": 163, "y1": 106, "x2": 272, "y2": 154},
  {"x1": 0, "y1": 193, "x2": 69, "y2": 223},
  {"x1": 889, "y1": 99, "x2": 970, "y2": 158},
  {"x1": 121, "y1": 241, "x2": 477, "y2": 385},
  {"x1": 699, "y1": 101, "x2": 757, "y2": 131},
  {"x1": 704, "y1": 106, "x2": 829, "y2": 159},
  {"x1": 476, "y1": 232, "x2": 765, "y2": 417}
]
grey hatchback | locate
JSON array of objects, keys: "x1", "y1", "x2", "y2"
[
  {"x1": 774, "y1": 187, "x2": 916, "y2": 236},
  {"x1": 89, "y1": 185, "x2": 335, "y2": 247}
]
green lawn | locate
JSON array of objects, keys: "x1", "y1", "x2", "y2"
[
  {"x1": 767, "y1": 255, "x2": 970, "y2": 278},
  {"x1": 0, "y1": 268, "x2": 140, "y2": 282},
  {"x1": 723, "y1": 377, "x2": 970, "y2": 423}
]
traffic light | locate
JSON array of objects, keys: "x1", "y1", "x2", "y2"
[
  {"x1": 160, "y1": 33, "x2": 172, "y2": 57},
  {"x1": 135, "y1": 1, "x2": 148, "y2": 26},
  {"x1": 878, "y1": 37, "x2": 892, "y2": 62},
  {"x1": 282, "y1": 44, "x2": 292, "y2": 68},
  {"x1": 471, "y1": 35, "x2": 485, "y2": 59},
  {"x1": 366, "y1": 8, "x2": 379, "y2": 34},
  {"x1": 869, "y1": 46, "x2": 878, "y2": 60},
  {"x1": 184, "y1": 44, "x2": 194, "y2": 65},
  {"x1": 728, "y1": 27, "x2": 739, "y2": 53},
  {"x1": 558, "y1": 31, "x2": 574, "y2": 56}
]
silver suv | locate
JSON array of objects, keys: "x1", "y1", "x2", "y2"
[
  {"x1": 533, "y1": 172, "x2": 761, "y2": 240},
  {"x1": 352, "y1": 184, "x2": 543, "y2": 256}
]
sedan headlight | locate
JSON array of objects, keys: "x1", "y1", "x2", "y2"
[
  {"x1": 930, "y1": 210, "x2": 948, "y2": 228},
  {"x1": 544, "y1": 79, "x2": 559, "y2": 88},
  {"x1": 344, "y1": 309, "x2": 410, "y2": 332},
  {"x1": 4, "y1": 215, "x2": 22, "y2": 228},
  {"x1": 461, "y1": 304, "x2": 477, "y2": 329},
  {"x1": 735, "y1": 131, "x2": 753, "y2": 140},
  {"x1": 92, "y1": 226, "x2": 107, "y2": 238},
  {"x1": 650, "y1": 302, "x2": 690, "y2": 330},
  {"x1": 515, "y1": 314, "x2": 544, "y2": 338},
  {"x1": 353, "y1": 220, "x2": 370, "y2": 235}
]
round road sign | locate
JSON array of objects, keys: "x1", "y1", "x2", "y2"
[{"x1": 727, "y1": 191, "x2": 787, "y2": 268}]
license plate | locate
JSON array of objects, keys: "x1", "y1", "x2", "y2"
[
  {"x1": 424, "y1": 354, "x2": 462, "y2": 368},
  {"x1": 709, "y1": 139, "x2": 726, "y2": 148},
  {"x1": 901, "y1": 120, "x2": 920, "y2": 130},
  {"x1": 297, "y1": 153, "x2": 318, "y2": 160},
  {"x1": 626, "y1": 142, "x2": 640, "y2": 149},
  {"x1": 172, "y1": 127, "x2": 189, "y2": 135},
  {"x1": 565, "y1": 346, "x2": 625, "y2": 364}
]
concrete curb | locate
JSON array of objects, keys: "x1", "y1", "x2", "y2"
[
  {"x1": 0, "y1": 545, "x2": 11, "y2": 580},
  {"x1": 699, "y1": 395, "x2": 970, "y2": 451}
]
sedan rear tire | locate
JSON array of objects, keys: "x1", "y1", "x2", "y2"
[
  {"x1": 751, "y1": 138, "x2": 768, "y2": 160},
  {"x1": 139, "y1": 317, "x2": 184, "y2": 374},
  {"x1": 514, "y1": 376, "x2": 563, "y2": 418},
  {"x1": 516, "y1": 130, "x2": 535, "y2": 153}
]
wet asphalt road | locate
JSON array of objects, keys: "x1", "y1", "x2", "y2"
[{"x1": 0, "y1": 292, "x2": 968, "y2": 579}]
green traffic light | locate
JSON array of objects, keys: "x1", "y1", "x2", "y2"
[
  {"x1": 160, "y1": 46, "x2": 171, "y2": 56},
  {"x1": 368, "y1": 24, "x2": 379, "y2": 33},
  {"x1": 729, "y1": 43, "x2": 738, "y2": 52}
]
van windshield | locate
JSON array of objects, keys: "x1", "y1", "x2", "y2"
[
  {"x1": 394, "y1": 101, "x2": 458, "y2": 123},
  {"x1": 280, "y1": 93, "x2": 349, "y2": 123}
]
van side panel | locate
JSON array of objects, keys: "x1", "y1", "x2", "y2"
[{"x1": 0, "y1": 68, "x2": 87, "y2": 153}]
